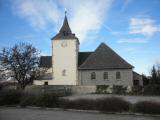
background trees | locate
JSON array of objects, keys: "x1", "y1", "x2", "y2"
[
  {"x1": 150, "y1": 64, "x2": 160, "y2": 85},
  {"x1": 0, "y1": 43, "x2": 40, "y2": 89}
]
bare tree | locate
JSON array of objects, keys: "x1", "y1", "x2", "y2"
[{"x1": 0, "y1": 43, "x2": 40, "y2": 89}]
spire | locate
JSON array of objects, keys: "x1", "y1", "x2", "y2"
[
  {"x1": 59, "y1": 11, "x2": 72, "y2": 34},
  {"x1": 51, "y1": 11, "x2": 79, "y2": 41}
]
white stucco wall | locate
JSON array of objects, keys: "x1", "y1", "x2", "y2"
[
  {"x1": 50, "y1": 39, "x2": 79, "y2": 85},
  {"x1": 79, "y1": 69, "x2": 133, "y2": 86}
]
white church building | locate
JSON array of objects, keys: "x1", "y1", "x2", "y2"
[{"x1": 34, "y1": 15, "x2": 142, "y2": 88}]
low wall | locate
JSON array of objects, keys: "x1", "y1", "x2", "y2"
[{"x1": 25, "y1": 85, "x2": 97, "y2": 95}]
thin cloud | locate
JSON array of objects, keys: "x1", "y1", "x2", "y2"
[
  {"x1": 129, "y1": 17, "x2": 160, "y2": 37},
  {"x1": 12, "y1": 0, "x2": 113, "y2": 43},
  {"x1": 117, "y1": 38, "x2": 149, "y2": 43},
  {"x1": 14, "y1": 35, "x2": 40, "y2": 40},
  {"x1": 121, "y1": 0, "x2": 133, "y2": 12},
  {"x1": 117, "y1": 17, "x2": 160, "y2": 44},
  {"x1": 12, "y1": 0, "x2": 62, "y2": 30}
]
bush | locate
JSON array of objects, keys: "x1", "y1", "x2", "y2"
[
  {"x1": 143, "y1": 85, "x2": 160, "y2": 95},
  {"x1": 0, "y1": 89, "x2": 22, "y2": 106},
  {"x1": 35, "y1": 94, "x2": 59, "y2": 107},
  {"x1": 98, "y1": 97, "x2": 131, "y2": 112},
  {"x1": 20, "y1": 95, "x2": 37, "y2": 107},
  {"x1": 59, "y1": 99, "x2": 97, "y2": 110},
  {"x1": 59, "y1": 97, "x2": 131, "y2": 112},
  {"x1": 96, "y1": 85, "x2": 109, "y2": 94},
  {"x1": 20, "y1": 93, "x2": 59, "y2": 108},
  {"x1": 133, "y1": 101, "x2": 160, "y2": 114},
  {"x1": 112, "y1": 85, "x2": 127, "y2": 94},
  {"x1": 131, "y1": 86, "x2": 143, "y2": 95}
]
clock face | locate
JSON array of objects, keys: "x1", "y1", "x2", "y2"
[{"x1": 61, "y1": 41, "x2": 67, "y2": 47}]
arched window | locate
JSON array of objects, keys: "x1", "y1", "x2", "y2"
[
  {"x1": 62, "y1": 69, "x2": 66, "y2": 76},
  {"x1": 91, "y1": 72, "x2": 96, "y2": 80},
  {"x1": 104, "y1": 72, "x2": 108, "y2": 80},
  {"x1": 116, "y1": 72, "x2": 121, "y2": 79}
]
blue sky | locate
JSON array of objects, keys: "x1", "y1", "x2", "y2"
[{"x1": 0, "y1": 0, "x2": 160, "y2": 75}]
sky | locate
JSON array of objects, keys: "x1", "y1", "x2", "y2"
[{"x1": 0, "y1": 0, "x2": 160, "y2": 75}]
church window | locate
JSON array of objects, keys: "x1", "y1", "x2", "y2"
[
  {"x1": 91, "y1": 72, "x2": 96, "y2": 80},
  {"x1": 104, "y1": 72, "x2": 108, "y2": 80},
  {"x1": 116, "y1": 72, "x2": 121, "y2": 79},
  {"x1": 62, "y1": 69, "x2": 66, "y2": 76}
]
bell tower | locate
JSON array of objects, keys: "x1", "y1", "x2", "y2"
[{"x1": 50, "y1": 13, "x2": 79, "y2": 85}]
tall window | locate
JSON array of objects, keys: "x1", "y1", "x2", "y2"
[
  {"x1": 91, "y1": 72, "x2": 96, "y2": 80},
  {"x1": 62, "y1": 69, "x2": 66, "y2": 76},
  {"x1": 104, "y1": 72, "x2": 108, "y2": 80},
  {"x1": 116, "y1": 72, "x2": 121, "y2": 79}
]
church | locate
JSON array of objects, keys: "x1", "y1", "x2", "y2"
[{"x1": 34, "y1": 14, "x2": 142, "y2": 89}]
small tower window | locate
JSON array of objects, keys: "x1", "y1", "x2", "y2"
[
  {"x1": 116, "y1": 72, "x2": 121, "y2": 79},
  {"x1": 91, "y1": 72, "x2": 96, "y2": 80},
  {"x1": 62, "y1": 69, "x2": 66, "y2": 76},
  {"x1": 104, "y1": 72, "x2": 108, "y2": 80}
]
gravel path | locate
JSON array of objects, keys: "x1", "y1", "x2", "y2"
[
  {"x1": 0, "y1": 107, "x2": 160, "y2": 120},
  {"x1": 63, "y1": 94, "x2": 160, "y2": 103}
]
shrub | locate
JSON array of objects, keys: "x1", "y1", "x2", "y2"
[
  {"x1": 20, "y1": 93, "x2": 59, "y2": 108},
  {"x1": 35, "y1": 94, "x2": 59, "y2": 107},
  {"x1": 59, "y1": 99, "x2": 97, "y2": 110},
  {"x1": 112, "y1": 85, "x2": 127, "y2": 94},
  {"x1": 20, "y1": 95, "x2": 37, "y2": 107},
  {"x1": 0, "y1": 89, "x2": 22, "y2": 106},
  {"x1": 143, "y1": 85, "x2": 160, "y2": 95},
  {"x1": 59, "y1": 97, "x2": 131, "y2": 112},
  {"x1": 133, "y1": 101, "x2": 160, "y2": 114},
  {"x1": 96, "y1": 85, "x2": 109, "y2": 94},
  {"x1": 98, "y1": 97, "x2": 131, "y2": 112},
  {"x1": 131, "y1": 86, "x2": 143, "y2": 95}
]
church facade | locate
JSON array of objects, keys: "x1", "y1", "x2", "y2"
[{"x1": 34, "y1": 15, "x2": 142, "y2": 87}]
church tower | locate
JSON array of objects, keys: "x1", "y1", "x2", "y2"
[{"x1": 51, "y1": 14, "x2": 79, "y2": 85}]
